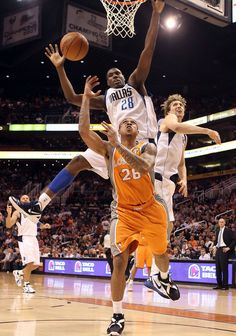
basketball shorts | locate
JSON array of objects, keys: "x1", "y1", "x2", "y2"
[
  {"x1": 18, "y1": 236, "x2": 40, "y2": 266},
  {"x1": 110, "y1": 198, "x2": 168, "y2": 257},
  {"x1": 154, "y1": 177, "x2": 176, "y2": 222},
  {"x1": 135, "y1": 244, "x2": 152, "y2": 268},
  {"x1": 81, "y1": 148, "x2": 109, "y2": 179}
]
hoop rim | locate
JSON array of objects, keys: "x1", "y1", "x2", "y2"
[{"x1": 102, "y1": 0, "x2": 146, "y2": 5}]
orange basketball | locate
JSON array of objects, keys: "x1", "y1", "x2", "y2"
[{"x1": 60, "y1": 32, "x2": 89, "y2": 61}]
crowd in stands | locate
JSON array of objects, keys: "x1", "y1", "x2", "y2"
[
  {"x1": 1, "y1": 88, "x2": 236, "y2": 125},
  {"x1": 0, "y1": 168, "x2": 235, "y2": 272}
]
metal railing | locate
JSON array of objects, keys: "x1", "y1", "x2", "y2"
[{"x1": 215, "y1": 209, "x2": 235, "y2": 221}]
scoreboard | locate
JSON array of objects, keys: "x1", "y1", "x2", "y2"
[{"x1": 166, "y1": 0, "x2": 232, "y2": 26}]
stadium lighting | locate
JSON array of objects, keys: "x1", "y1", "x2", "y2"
[{"x1": 162, "y1": 14, "x2": 182, "y2": 31}]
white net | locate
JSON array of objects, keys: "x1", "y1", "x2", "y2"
[{"x1": 100, "y1": 0, "x2": 147, "y2": 38}]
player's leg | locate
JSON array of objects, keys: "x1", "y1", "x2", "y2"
[
  {"x1": 13, "y1": 241, "x2": 24, "y2": 287},
  {"x1": 107, "y1": 248, "x2": 129, "y2": 336},
  {"x1": 9, "y1": 149, "x2": 108, "y2": 222},
  {"x1": 22, "y1": 262, "x2": 38, "y2": 293},
  {"x1": 145, "y1": 245, "x2": 153, "y2": 291},
  {"x1": 21, "y1": 237, "x2": 40, "y2": 293},
  {"x1": 154, "y1": 179, "x2": 175, "y2": 241},
  {"x1": 108, "y1": 210, "x2": 139, "y2": 335},
  {"x1": 126, "y1": 261, "x2": 137, "y2": 291},
  {"x1": 127, "y1": 244, "x2": 145, "y2": 291},
  {"x1": 143, "y1": 201, "x2": 180, "y2": 301}
]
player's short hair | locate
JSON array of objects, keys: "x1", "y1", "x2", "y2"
[
  {"x1": 119, "y1": 118, "x2": 138, "y2": 129},
  {"x1": 161, "y1": 94, "x2": 187, "y2": 116},
  {"x1": 106, "y1": 67, "x2": 123, "y2": 79}
]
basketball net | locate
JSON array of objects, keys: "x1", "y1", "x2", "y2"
[{"x1": 100, "y1": 0, "x2": 147, "y2": 38}]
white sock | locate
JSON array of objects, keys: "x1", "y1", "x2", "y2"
[
  {"x1": 39, "y1": 193, "x2": 51, "y2": 210},
  {"x1": 160, "y1": 271, "x2": 168, "y2": 279},
  {"x1": 24, "y1": 281, "x2": 30, "y2": 286},
  {"x1": 112, "y1": 300, "x2": 123, "y2": 314},
  {"x1": 129, "y1": 280, "x2": 133, "y2": 285},
  {"x1": 19, "y1": 269, "x2": 24, "y2": 275}
]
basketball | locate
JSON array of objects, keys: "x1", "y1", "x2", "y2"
[{"x1": 60, "y1": 32, "x2": 89, "y2": 61}]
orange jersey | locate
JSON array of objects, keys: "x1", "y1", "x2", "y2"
[{"x1": 109, "y1": 142, "x2": 155, "y2": 207}]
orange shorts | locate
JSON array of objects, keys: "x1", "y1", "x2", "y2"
[
  {"x1": 110, "y1": 198, "x2": 168, "y2": 257},
  {"x1": 136, "y1": 244, "x2": 152, "y2": 268}
]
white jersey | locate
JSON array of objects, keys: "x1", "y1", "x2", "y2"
[
  {"x1": 154, "y1": 119, "x2": 187, "y2": 179},
  {"x1": 16, "y1": 214, "x2": 37, "y2": 237},
  {"x1": 105, "y1": 84, "x2": 157, "y2": 140}
]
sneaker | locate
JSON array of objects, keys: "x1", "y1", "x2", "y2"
[
  {"x1": 23, "y1": 284, "x2": 36, "y2": 294},
  {"x1": 107, "y1": 314, "x2": 125, "y2": 335},
  {"x1": 13, "y1": 270, "x2": 23, "y2": 287},
  {"x1": 126, "y1": 280, "x2": 133, "y2": 292},
  {"x1": 144, "y1": 272, "x2": 180, "y2": 301},
  {"x1": 9, "y1": 196, "x2": 41, "y2": 224}
]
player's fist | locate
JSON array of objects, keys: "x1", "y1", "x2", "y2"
[
  {"x1": 208, "y1": 130, "x2": 221, "y2": 145},
  {"x1": 152, "y1": 0, "x2": 165, "y2": 14}
]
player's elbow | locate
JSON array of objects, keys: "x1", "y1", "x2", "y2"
[
  {"x1": 66, "y1": 94, "x2": 76, "y2": 105},
  {"x1": 79, "y1": 128, "x2": 88, "y2": 139},
  {"x1": 79, "y1": 130, "x2": 91, "y2": 146},
  {"x1": 172, "y1": 124, "x2": 184, "y2": 133}
]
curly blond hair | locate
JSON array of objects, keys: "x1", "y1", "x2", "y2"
[{"x1": 161, "y1": 94, "x2": 187, "y2": 116}]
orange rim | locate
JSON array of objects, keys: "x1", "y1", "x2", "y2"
[{"x1": 103, "y1": 0, "x2": 146, "y2": 5}]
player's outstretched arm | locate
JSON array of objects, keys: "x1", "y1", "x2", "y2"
[
  {"x1": 164, "y1": 114, "x2": 221, "y2": 144},
  {"x1": 45, "y1": 44, "x2": 105, "y2": 110},
  {"x1": 79, "y1": 76, "x2": 109, "y2": 157},
  {"x1": 5, "y1": 205, "x2": 18, "y2": 228},
  {"x1": 128, "y1": 0, "x2": 165, "y2": 91}
]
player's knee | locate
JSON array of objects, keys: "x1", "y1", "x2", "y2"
[
  {"x1": 153, "y1": 246, "x2": 167, "y2": 257},
  {"x1": 66, "y1": 155, "x2": 91, "y2": 174},
  {"x1": 113, "y1": 254, "x2": 128, "y2": 274}
]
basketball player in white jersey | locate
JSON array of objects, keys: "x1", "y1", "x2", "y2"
[
  {"x1": 148, "y1": 93, "x2": 221, "y2": 277},
  {"x1": 6, "y1": 195, "x2": 50, "y2": 293},
  {"x1": 155, "y1": 94, "x2": 221, "y2": 233},
  {"x1": 9, "y1": 0, "x2": 165, "y2": 222}
]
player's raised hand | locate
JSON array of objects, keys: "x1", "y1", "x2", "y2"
[
  {"x1": 208, "y1": 130, "x2": 221, "y2": 145},
  {"x1": 152, "y1": 0, "x2": 165, "y2": 14},
  {"x1": 45, "y1": 44, "x2": 65, "y2": 68},
  {"x1": 83, "y1": 76, "x2": 101, "y2": 98},
  {"x1": 101, "y1": 121, "x2": 119, "y2": 147}
]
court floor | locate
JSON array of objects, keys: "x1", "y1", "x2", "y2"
[{"x1": 0, "y1": 272, "x2": 235, "y2": 336}]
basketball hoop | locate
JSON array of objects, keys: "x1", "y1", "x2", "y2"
[{"x1": 100, "y1": 0, "x2": 147, "y2": 38}]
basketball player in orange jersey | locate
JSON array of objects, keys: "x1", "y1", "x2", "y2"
[
  {"x1": 79, "y1": 75, "x2": 180, "y2": 336},
  {"x1": 9, "y1": 0, "x2": 165, "y2": 223},
  {"x1": 126, "y1": 234, "x2": 153, "y2": 291}
]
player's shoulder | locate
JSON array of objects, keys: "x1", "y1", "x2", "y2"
[{"x1": 141, "y1": 142, "x2": 156, "y2": 155}]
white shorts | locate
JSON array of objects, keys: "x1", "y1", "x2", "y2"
[
  {"x1": 81, "y1": 148, "x2": 109, "y2": 179},
  {"x1": 18, "y1": 236, "x2": 40, "y2": 266},
  {"x1": 154, "y1": 178, "x2": 176, "y2": 222}
]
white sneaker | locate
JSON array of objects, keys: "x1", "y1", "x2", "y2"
[
  {"x1": 127, "y1": 280, "x2": 133, "y2": 292},
  {"x1": 23, "y1": 284, "x2": 35, "y2": 294},
  {"x1": 13, "y1": 270, "x2": 23, "y2": 287}
]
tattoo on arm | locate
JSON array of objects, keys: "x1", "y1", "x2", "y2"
[{"x1": 116, "y1": 143, "x2": 149, "y2": 174}]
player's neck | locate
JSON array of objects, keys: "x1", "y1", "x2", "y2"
[{"x1": 121, "y1": 139, "x2": 136, "y2": 149}]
